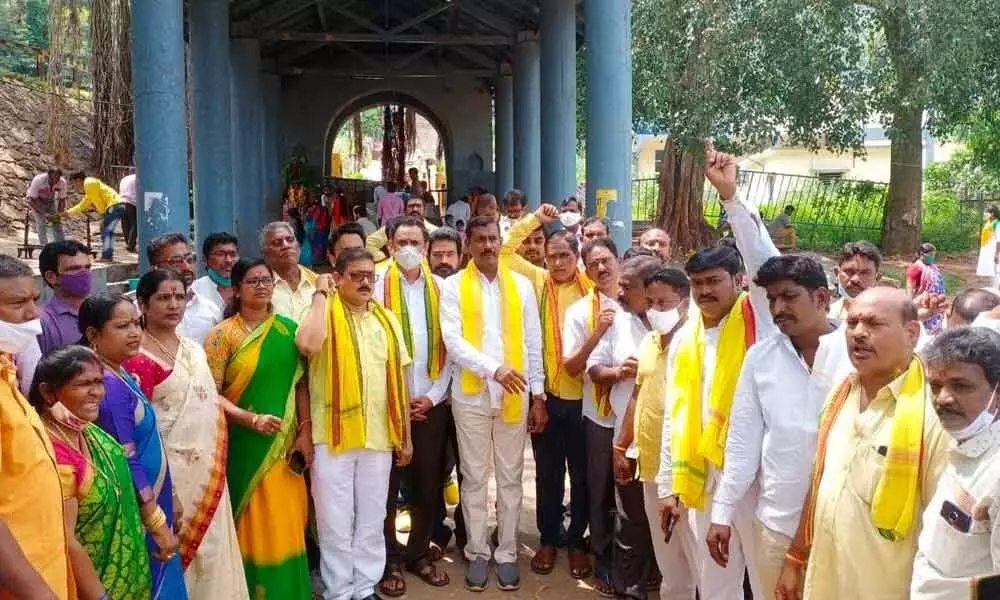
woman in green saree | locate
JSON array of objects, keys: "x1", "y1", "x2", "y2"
[
  {"x1": 203, "y1": 258, "x2": 313, "y2": 599},
  {"x1": 29, "y1": 345, "x2": 152, "y2": 600}
]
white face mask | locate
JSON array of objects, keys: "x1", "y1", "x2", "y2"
[
  {"x1": 0, "y1": 318, "x2": 42, "y2": 354},
  {"x1": 394, "y1": 245, "x2": 424, "y2": 271},
  {"x1": 646, "y1": 308, "x2": 680, "y2": 334},
  {"x1": 944, "y1": 383, "x2": 999, "y2": 442},
  {"x1": 560, "y1": 212, "x2": 582, "y2": 228}
]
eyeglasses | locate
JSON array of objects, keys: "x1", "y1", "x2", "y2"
[
  {"x1": 243, "y1": 277, "x2": 274, "y2": 288},
  {"x1": 346, "y1": 271, "x2": 375, "y2": 284},
  {"x1": 208, "y1": 250, "x2": 239, "y2": 259},
  {"x1": 161, "y1": 253, "x2": 196, "y2": 268}
]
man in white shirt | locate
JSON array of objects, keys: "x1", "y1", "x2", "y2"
[
  {"x1": 562, "y1": 236, "x2": 621, "y2": 595},
  {"x1": 586, "y1": 255, "x2": 664, "y2": 598},
  {"x1": 499, "y1": 190, "x2": 526, "y2": 240},
  {"x1": 190, "y1": 232, "x2": 239, "y2": 338},
  {"x1": 118, "y1": 169, "x2": 138, "y2": 252},
  {"x1": 706, "y1": 254, "x2": 852, "y2": 596},
  {"x1": 374, "y1": 216, "x2": 454, "y2": 594},
  {"x1": 25, "y1": 169, "x2": 66, "y2": 246},
  {"x1": 656, "y1": 144, "x2": 775, "y2": 600},
  {"x1": 829, "y1": 241, "x2": 882, "y2": 319},
  {"x1": 440, "y1": 215, "x2": 547, "y2": 592},
  {"x1": 912, "y1": 327, "x2": 1000, "y2": 599}
]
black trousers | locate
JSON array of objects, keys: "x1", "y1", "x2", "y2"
[
  {"x1": 613, "y1": 477, "x2": 655, "y2": 599},
  {"x1": 121, "y1": 203, "x2": 137, "y2": 251},
  {"x1": 384, "y1": 401, "x2": 449, "y2": 568},
  {"x1": 433, "y1": 401, "x2": 466, "y2": 549},
  {"x1": 585, "y1": 419, "x2": 615, "y2": 578},
  {"x1": 531, "y1": 394, "x2": 589, "y2": 549}
]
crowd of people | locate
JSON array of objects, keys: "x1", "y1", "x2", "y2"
[{"x1": 3, "y1": 142, "x2": 1000, "y2": 600}]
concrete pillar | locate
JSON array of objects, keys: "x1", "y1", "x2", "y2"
[
  {"x1": 540, "y1": 0, "x2": 576, "y2": 205},
  {"x1": 131, "y1": 0, "x2": 189, "y2": 268},
  {"x1": 584, "y1": 0, "x2": 632, "y2": 251},
  {"x1": 494, "y1": 67, "x2": 514, "y2": 197},
  {"x1": 189, "y1": 0, "x2": 233, "y2": 248},
  {"x1": 513, "y1": 31, "x2": 541, "y2": 209},
  {"x1": 262, "y1": 74, "x2": 282, "y2": 223},
  {"x1": 230, "y1": 39, "x2": 264, "y2": 253}
]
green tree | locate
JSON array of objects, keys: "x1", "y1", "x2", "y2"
[{"x1": 632, "y1": 0, "x2": 998, "y2": 254}]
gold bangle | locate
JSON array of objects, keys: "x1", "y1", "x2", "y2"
[
  {"x1": 297, "y1": 418, "x2": 312, "y2": 434},
  {"x1": 784, "y1": 545, "x2": 808, "y2": 567},
  {"x1": 143, "y1": 506, "x2": 168, "y2": 532}
]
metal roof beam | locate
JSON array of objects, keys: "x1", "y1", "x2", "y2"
[
  {"x1": 282, "y1": 66, "x2": 498, "y2": 78},
  {"x1": 321, "y1": 1, "x2": 385, "y2": 35},
  {"x1": 454, "y1": 3, "x2": 517, "y2": 35},
  {"x1": 260, "y1": 32, "x2": 511, "y2": 45},
  {"x1": 386, "y1": 3, "x2": 456, "y2": 36},
  {"x1": 246, "y1": 0, "x2": 317, "y2": 29}
]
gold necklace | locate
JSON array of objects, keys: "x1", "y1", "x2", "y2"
[
  {"x1": 144, "y1": 330, "x2": 178, "y2": 363},
  {"x1": 43, "y1": 415, "x2": 122, "y2": 498}
]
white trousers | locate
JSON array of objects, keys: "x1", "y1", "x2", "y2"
[
  {"x1": 753, "y1": 517, "x2": 791, "y2": 599},
  {"x1": 673, "y1": 495, "x2": 761, "y2": 600},
  {"x1": 452, "y1": 399, "x2": 526, "y2": 563},
  {"x1": 311, "y1": 446, "x2": 393, "y2": 600},
  {"x1": 643, "y1": 482, "x2": 697, "y2": 600}
]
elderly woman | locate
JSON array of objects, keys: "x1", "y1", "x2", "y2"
[
  {"x1": 203, "y1": 258, "x2": 313, "y2": 599},
  {"x1": 30, "y1": 346, "x2": 152, "y2": 600},
  {"x1": 906, "y1": 242, "x2": 946, "y2": 334},
  {"x1": 79, "y1": 293, "x2": 189, "y2": 599},
  {"x1": 124, "y1": 269, "x2": 249, "y2": 599}
]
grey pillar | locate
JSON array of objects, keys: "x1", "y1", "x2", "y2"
[
  {"x1": 513, "y1": 31, "x2": 541, "y2": 208},
  {"x1": 584, "y1": 0, "x2": 632, "y2": 250},
  {"x1": 262, "y1": 73, "x2": 282, "y2": 223},
  {"x1": 189, "y1": 0, "x2": 233, "y2": 246},
  {"x1": 494, "y1": 66, "x2": 515, "y2": 197},
  {"x1": 132, "y1": 0, "x2": 189, "y2": 267},
  {"x1": 540, "y1": 0, "x2": 577, "y2": 205},
  {"x1": 230, "y1": 39, "x2": 264, "y2": 253}
]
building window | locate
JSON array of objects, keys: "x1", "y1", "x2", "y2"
[
  {"x1": 816, "y1": 171, "x2": 846, "y2": 185},
  {"x1": 654, "y1": 149, "x2": 665, "y2": 174}
]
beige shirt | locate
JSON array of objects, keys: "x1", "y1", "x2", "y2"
[
  {"x1": 803, "y1": 373, "x2": 949, "y2": 600},
  {"x1": 271, "y1": 266, "x2": 317, "y2": 324}
]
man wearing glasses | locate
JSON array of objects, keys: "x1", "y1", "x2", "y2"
[
  {"x1": 190, "y1": 232, "x2": 240, "y2": 330},
  {"x1": 146, "y1": 232, "x2": 218, "y2": 343}
]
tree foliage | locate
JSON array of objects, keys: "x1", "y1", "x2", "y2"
[{"x1": 632, "y1": 0, "x2": 1000, "y2": 254}]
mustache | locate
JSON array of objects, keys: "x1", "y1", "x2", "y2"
[
  {"x1": 358, "y1": 286, "x2": 372, "y2": 293},
  {"x1": 934, "y1": 405, "x2": 965, "y2": 418},
  {"x1": 698, "y1": 294, "x2": 718, "y2": 303},
  {"x1": 774, "y1": 313, "x2": 795, "y2": 322}
]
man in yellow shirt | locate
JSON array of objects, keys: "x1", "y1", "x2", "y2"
[
  {"x1": 775, "y1": 288, "x2": 949, "y2": 600},
  {"x1": 296, "y1": 247, "x2": 413, "y2": 600},
  {"x1": 261, "y1": 221, "x2": 317, "y2": 323},
  {"x1": 60, "y1": 171, "x2": 124, "y2": 261},
  {"x1": 501, "y1": 203, "x2": 594, "y2": 579},
  {"x1": 0, "y1": 255, "x2": 71, "y2": 600}
]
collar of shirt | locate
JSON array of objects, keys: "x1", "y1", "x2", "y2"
[
  {"x1": 44, "y1": 294, "x2": 79, "y2": 317},
  {"x1": 275, "y1": 266, "x2": 310, "y2": 293}
]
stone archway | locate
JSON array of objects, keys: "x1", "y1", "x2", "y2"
[{"x1": 323, "y1": 91, "x2": 453, "y2": 193}]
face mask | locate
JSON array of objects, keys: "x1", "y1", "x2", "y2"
[
  {"x1": 924, "y1": 254, "x2": 936, "y2": 264},
  {"x1": 944, "y1": 383, "x2": 999, "y2": 442},
  {"x1": 0, "y1": 318, "x2": 42, "y2": 354},
  {"x1": 395, "y1": 245, "x2": 424, "y2": 271},
  {"x1": 647, "y1": 308, "x2": 681, "y2": 334},
  {"x1": 560, "y1": 212, "x2": 582, "y2": 228},
  {"x1": 207, "y1": 267, "x2": 232, "y2": 287},
  {"x1": 59, "y1": 270, "x2": 92, "y2": 298}
]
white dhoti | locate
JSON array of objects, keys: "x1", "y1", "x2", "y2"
[
  {"x1": 642, "y1": 482, "x2": 697, "y2": 600},
  {"x1": 311, "y1": 446, "x2": 393, "y2": 600},
  {"x1": 453, "y1": 399, "x2": 527, "y2": 563}
]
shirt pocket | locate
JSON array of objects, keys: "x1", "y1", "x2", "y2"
[
  {"x1": 848, "y1": 444, "x2": 886, "y2": 506},
  {"x1": 926, "y1": 512, "x2": 991, "y2": 576}
]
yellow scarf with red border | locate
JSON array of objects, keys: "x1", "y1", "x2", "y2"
[
  {"x1": 381, "y1": 259, "x2": 447, "y2": 380},
  {"x1": 540, "y1": 271, "x2": 591, "y2": 393},
  {"x1": 326, "y1": 293, "x2": 409, "y2": 452}
]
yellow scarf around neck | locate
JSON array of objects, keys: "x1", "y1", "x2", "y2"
[
  {"x1": 803, "y1": 357, "x2": 927, "y2": 545},
  {"x1": 459, "y1": 261, "x2": 525, "y2": 424},
  {"x1": 326, "y1": 292, "x2": 409, "y2": 452},
  {"x1": 541, "y1": 271, "x2": 591, "y2": 393},
  {"x1": 586, "y1": 289, "x2": 613, "y2": 418},
  {"x1": 982, "y1": 219, "x2": 997, "y2": 247},
  {"x1": 382, "y1": 259, "x2": 447, "y2": 380},
  {"x1": 670, "y1": 293, "x2": 756, "y2": 509}
]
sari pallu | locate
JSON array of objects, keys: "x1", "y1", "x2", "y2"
[
  {"x1": 53, "y1": 424, "x2": 151, "y2": 599},
  {"x1": 214, "y1": 314, "x2": 311, "y2": 600},
  {"x1": 96, "y1": 369, "x2": 188, "y2": 599},
  {"x1": 132, "y1": 338, "x2": 249, "y2": 599}
]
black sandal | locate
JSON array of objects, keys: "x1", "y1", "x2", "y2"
[
  {"x1": 407, "y1": 559, "x2": 450, "y2": 587},
  {"x1": 378, "y1": 564, "x2": 406, "y2": 597}
]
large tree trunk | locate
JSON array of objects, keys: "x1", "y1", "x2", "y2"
[
  {"x1": 879, "y1": 7, "x2": 923, "y2": 256},
  {"x1": 655, "y1": 138, "x2": 716, "y2": 255},
  {"x1": 89, "y1": 0, "x2": 133, "y2": 183}
]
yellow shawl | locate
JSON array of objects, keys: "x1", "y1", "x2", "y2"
[
  {"x1": 459, "y1": 261, "x2": 524, "y2": 424},
  {"x1": 670, "y1": 293, "x2": 756, "y2": 509},
  {"x1": 586, "y1": 289, "x2": 613, "y2": 418},
  {"x1": 540, "y1": 271, "x2": 591, "y2": 393},
  {"x1": 982, "y1": 219, "x2": 997, "y2": 248},
  {"x1": 803, "y1": 357, "x2": 927, "y2": 544},
  {"x1": 381, "y1": 259, "x2": 447, "y2": 380},
  {"x1": 326, "y1": 293, "x2": 409, "y2": 452}
]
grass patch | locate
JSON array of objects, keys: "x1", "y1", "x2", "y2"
[{"x1": 880, "y1": 265, "x2": 963, "y2": 296}]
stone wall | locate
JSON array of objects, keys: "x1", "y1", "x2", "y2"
[{"x1": 0, "y1": 77, "x2": 92, "y2": 239}]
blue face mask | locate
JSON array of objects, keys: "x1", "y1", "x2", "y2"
[{"x1": 207, "y1": 267, "x2": 231, "y2": 287}]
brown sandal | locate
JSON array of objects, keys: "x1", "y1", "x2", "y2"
[
  {"x1": 568, "y1": 548, "x2": 593, "y2": 579},
  {"x1": 530, "y1": 545, "x2": 557, "y2": 575},
  {"x1": 408, "y1": 559, "x2": 450, "y2": 587},
  {"x1": 378, "y1": 564, "x2": 406, "y2": 597},
  {"x1": 592, "y1": 573, "x2": 614, "y2": 598},
  {"x1": 427, "y1": 542, "x2": 445, "y2": 562}
]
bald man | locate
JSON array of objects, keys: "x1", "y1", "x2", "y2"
[
  {"x1": 776, "y1": 287, "x2": 948, "y2": 600},
  {"x1": 948, "y1": 288, "x2": 1000, "y2": 327}
]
